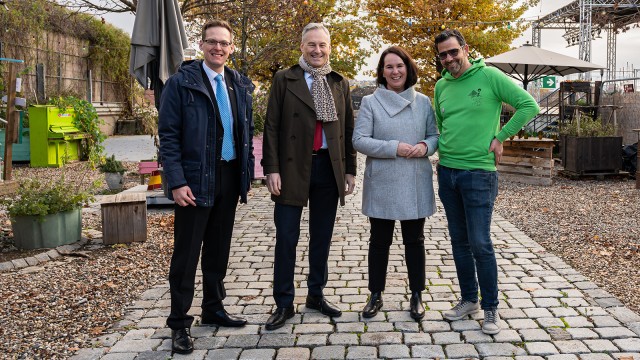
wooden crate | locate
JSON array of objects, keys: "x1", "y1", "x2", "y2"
[
  {"x1": 498, "y1": 138, "x2": 556, "y2": 186},
  {"x1": 101, "y1": 192, "x2": 147, "y2": 245},
  {"x1": 560, "y1": 135, "x2": 623, "y2": 174}
]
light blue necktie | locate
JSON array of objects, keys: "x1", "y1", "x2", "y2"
[{"x1": 214, "y1": 74, "x2": 235, "y2": 161}]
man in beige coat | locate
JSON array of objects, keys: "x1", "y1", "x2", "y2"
[{"x1": 261, "y1": 23, "x2": 356, "y2": 330}]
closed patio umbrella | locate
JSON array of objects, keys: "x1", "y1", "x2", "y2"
[
  {"x1": 485, "y1": 44, "x2": 606, "y2": 90},
  {"x1": 129, "y1": 0, "x2": 188, "y2": 109}
]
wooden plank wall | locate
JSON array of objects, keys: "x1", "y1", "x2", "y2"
[{"x1": 498, "y1": 138, "x2": 555, "y2": 186}]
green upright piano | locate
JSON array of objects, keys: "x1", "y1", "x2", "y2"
[{"x1": 29, "y1": 105, "x2": 89, "y2": 167}]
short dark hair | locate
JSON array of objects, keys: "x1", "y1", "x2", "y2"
[
  {"x1": 202, "y1": 19, "x2": 234, "y2": 42},
  {"x1": 434, "y1": 29, "x2": 466, "y2": 50},
  {"x1": 376, "y1": 46, "x2": 418, "y2": 90}
]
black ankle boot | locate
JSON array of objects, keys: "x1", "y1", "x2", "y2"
[
  {"x1": 362, "y1": 292, "x2": 383, "y2": 318},
  {"x1": 410, "y1": 291, "x2": 425, "y2": 320}
]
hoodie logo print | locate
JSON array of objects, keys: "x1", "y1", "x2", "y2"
[{"x1": 469, "y1": 88, "x2": 482, "y2": 106}]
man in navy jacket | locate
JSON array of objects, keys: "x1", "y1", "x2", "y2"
[{"x1": 159, "y1": 19, "x2": 254, "y2": 355}]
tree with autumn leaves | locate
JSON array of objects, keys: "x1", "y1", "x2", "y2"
[
  {"x1": 183, "y1": 0, "x2": 377, "y2": 82},
  {"x1": 61, "y1": 0, "x2": 378, "y2": 83},
  {"x1": 367, "y1": 0, "x2": 540, "y2": 92},
  {"x1": 64, "y1": 0, "x2": 539, "y2": 92}
]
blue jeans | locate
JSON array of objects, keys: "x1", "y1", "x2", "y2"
[{"x1": 437, "y1": 165, "x2": 499, "y2": 310}]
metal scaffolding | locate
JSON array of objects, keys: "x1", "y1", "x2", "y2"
[
  {"x1": 532, "y1": 0, "x2": 640, "y2": 78},
  {"x1": 578, "y1": 0, "x2": 594, "y2": 63},
  {"x1": 606, "y1": 23, "x2": 617, "y2": 79}
]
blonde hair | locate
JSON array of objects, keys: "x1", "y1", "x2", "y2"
[{"x1": 202, "y1": 19, "x2": 234, "y2": 42}]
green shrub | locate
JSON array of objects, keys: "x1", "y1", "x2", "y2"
[
  {"x1": 252, "y1": 87, "x2": 269, "y2": 134},
  {"x1": 133, "y1": 105, "x2": 158, "y2": 135},
  {"x1": 98, "y1": 154, "x2": 126, "y2": 174},
  {"x1": 560, "y1": 113, "x2": 616, "y2": 137},
  {"x1": 1, "y1": 178, "x2": 96, "y2": 219}
]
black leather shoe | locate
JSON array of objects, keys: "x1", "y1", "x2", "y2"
[
  {"x1": 410, "y1": 291, "x2": 425, "y2": 320},
  {"x1": 265, "y1": 307, "x2": 295, "y2": 330},
  {"x1": 305, "y1": 295, "x2": 342, "y2": 317},
  {"x1": 201, "y1": 309, "x2": 247, "y2": 327},
  {"x1": 362, "y1": 292, "x2": 383, "y2": 318},
  {"x1": 171, "y1": 328, "x2": 193, "y2": 355}
]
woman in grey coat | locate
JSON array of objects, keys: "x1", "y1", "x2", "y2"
[{"x1": 352, "y1": 46, "x2": 439, "y2": 320}]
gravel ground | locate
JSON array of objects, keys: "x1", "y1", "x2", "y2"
[
  {"x1": 0, "y1": 162, "x2": 175, "y2": 358},
  {"x1": 0, "y1": 162, "x2": 639, "y2": 358},
  {"x1": 494, "y1": 176, "x2": 640, "y2": 315}
]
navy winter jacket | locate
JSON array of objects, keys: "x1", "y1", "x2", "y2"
[{"x1": 159, "y1": 60, "x2": 255, "y2": 206}]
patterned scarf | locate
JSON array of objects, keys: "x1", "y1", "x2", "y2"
[{"x1": 298, "y1": 55, "x2": 338, "y2": 123}]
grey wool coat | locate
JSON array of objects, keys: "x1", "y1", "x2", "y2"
[{"x1": 353, "y1": 86, "x2": 439, "y2": 220}]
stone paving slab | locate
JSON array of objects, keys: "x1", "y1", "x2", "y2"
[{"x1": 73, "y1": 155, "x2": 640, "y2": 359}]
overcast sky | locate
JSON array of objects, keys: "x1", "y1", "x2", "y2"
[{"x1": 104, "y1": 0, "x2": 639, "y2": 81}]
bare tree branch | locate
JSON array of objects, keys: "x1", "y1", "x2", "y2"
[{"x1": 59, "y1": 0, "x2": 137, "y2": 14}]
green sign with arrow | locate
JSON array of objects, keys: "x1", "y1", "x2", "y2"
[{"x1": 542, "y1": 76, "x2": 557, "y2": 89}]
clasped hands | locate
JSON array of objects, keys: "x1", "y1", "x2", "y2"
[
  {"x1": 397, "y1": 142, "x2": 427, "y2": 158},
  {"x1": 266, "y1": 173, "x2": 355, "y2": 196}
]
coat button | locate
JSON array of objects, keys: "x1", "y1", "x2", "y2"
[{"x1": 290, "y1": 136, "x2": 296, "y2": 140}]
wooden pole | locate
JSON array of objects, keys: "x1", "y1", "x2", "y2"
[
  {"x1": 3, "y1": 62, "x2": 18, "y2": 181},
  {"x1": 575, "y1": 108, "x2": 581, "y2": 137},
  {"x1": 634, "y1": 130, "x2": 640, "y2": 190}
]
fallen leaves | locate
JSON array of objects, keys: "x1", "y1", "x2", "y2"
[{"x1": 0, "y1": 211, "x2": 174, "y2": 357}]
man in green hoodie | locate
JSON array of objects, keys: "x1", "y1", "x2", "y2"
[{"x1": 433, "y1": 29, "x2": 539, "y2": 335}]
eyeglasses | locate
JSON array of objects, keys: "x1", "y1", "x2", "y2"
[
  {"x1": 437, "y1": 46, "x2": 463, "y2": 60},
  {"x1": 203, "y1": 39, "x2": 232, "y2": 48}
]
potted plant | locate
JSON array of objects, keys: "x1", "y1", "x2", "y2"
[
  {"x1": 559, "y1": 112, "x2": 622, "y2": 174},
  {"x1": 1, "y1": 178, "x2": 95, "y2": 249},
  {"x1": 99, "y1": 155, "x2": 126, "y2": 190}
]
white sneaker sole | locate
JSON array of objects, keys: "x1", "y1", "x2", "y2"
[
  {"x1": 482, "y1": 326, "x2": 501, "y2": 335},
  {"x1": 443, "y1": 307, "x2": 480, "y2": 321}
]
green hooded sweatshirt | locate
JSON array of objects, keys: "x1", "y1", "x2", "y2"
[{"x1": 434, "y1": 58, "x2": 540, "y2": 171}]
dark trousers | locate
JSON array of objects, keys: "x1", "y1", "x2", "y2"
[
  {"x1": 273, "y1": 152, "x2": 339, "y2": 308},
  {"x1": 167, "y1": 160, "x2": 240, "y2": 330},
  {"x1": 368, "y1": 217, "x2": 426, "y2": 293}
]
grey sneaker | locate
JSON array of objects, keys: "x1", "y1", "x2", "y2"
[
  {"x1": 482, "y1": 309, "x2": 501, "y2": 334},
  {"x1": 443, "y1": 300, "x2": 480, "y2": 321}
]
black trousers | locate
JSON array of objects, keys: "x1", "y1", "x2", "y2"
[
  {"x1": 166, "y1": 160, "x2": 239, "y2": 330},
  {"x1": 368, "y1": 217, "x2": 426, "y2": 293},
  {"x1": 272, "y1": 151, "x2": 339, "y2": 308}
]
